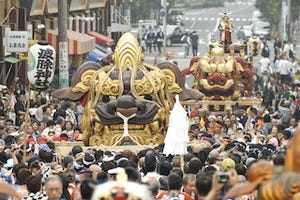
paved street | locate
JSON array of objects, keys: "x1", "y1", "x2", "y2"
[{"x1": 143, "y1": 1, "x2": 257, "y2": 87}]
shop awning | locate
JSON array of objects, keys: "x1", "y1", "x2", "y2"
[
  {"x1": 89, "y1": 0, "x2": 107, "y2": 9},
  {"x1": 88, "y1": 49, "x2": 106, "y2": 62},
  {"x1": 87, "y1": 44, "x2": 113, "y2": 62},
  {"x1": 87, "y1": 31, "x2": 114, "y2": 46},
  {"x1": 47, "y1": 29, "x2": 96, "y2": 55},
  {"x1": 4, "y1": 56, "x2": 20, "y2": 64}
]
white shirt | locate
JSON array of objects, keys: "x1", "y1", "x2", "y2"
[
  {"x1": 141, "y1": 171, "x2": 162, "y2": 183},
  {"x1": 258, "y1": 57, "x2": 271, "y2": 76},
  {"x1": 291, "y1": 61, "x2": 300, "y2": 77},
  {"x1": 278, "y1": 59, "x2": 292, "y2": 75},
  {"x1": 274, "y1": 59, "x2": 281, "y2": 73},
  {"x1": 283, "y1": 43, "x2": 290, "y2": 58}
]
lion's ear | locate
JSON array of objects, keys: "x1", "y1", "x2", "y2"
[
  {"x1": 72, "y1": 69, "x2": 96, "y2": 93},
  {"x1": 161, "y1": 69, "x2": 182, "y2": 94},
  {"x1": 157, "y1": 61, "x2": 203, "y2": 101}
]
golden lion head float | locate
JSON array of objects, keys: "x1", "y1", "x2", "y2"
[{"x1": 53, "y1": 33, "x2": 202, "y2": 146}]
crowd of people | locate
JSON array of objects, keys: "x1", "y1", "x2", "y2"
[{"x1": 0, "y1": 30, "x2": 298, "y2": 200}]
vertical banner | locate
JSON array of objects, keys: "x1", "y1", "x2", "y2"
[
  {"x1": 59, "y1": 42, "x2": 69, "y2": 87},
  {"x1": 28, "y1": 41, "x2": 56, "y2": 89}
]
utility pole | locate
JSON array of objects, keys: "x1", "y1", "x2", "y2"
[
  {"x1": 281, "y1": 0, "x2": 287, "y2": 41},
  {"x1": 58, "y1": 0, "x2": 69, "y2": 88},
  {"x1": 287, "y1": 0, "x2": 291, "y2": 40},
  {"x1": 162, "y1": 0, "x2": 167, "y2": 56}
]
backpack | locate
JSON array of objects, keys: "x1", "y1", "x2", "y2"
[{"x1": 162, "y1": 193, "x2": 185, "y2": 200}]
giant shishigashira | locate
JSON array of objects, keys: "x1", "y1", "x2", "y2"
[
  {"x1": 183, "y1": 35, "x2": 261, "y2": 101},
  {"x1": 53, "y1": 33, "x2": 202, "y2": 146}
]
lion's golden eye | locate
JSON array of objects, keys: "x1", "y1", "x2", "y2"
[
  {"x1": 102, "y1": 95, "x2": 110, "y2": 103},
  {"x1": 144, "y1": 94, "x2": 153, "y2": 101}
]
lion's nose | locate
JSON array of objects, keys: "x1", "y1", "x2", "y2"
[{"x1": 116, "y1": 95, "x2": 138, "y2": 117}]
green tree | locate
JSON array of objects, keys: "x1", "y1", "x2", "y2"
[
  {"x1": 131, "y1": 0, "x2": 175, "y2": 23},
  {"x1": 255, "y1": 0, "x2": 281, "y2": 30},
  {"x1": 291, "y1": 0, "x2": 300, "y2": 22},
  {"x1": 131, "y1": 0, "x2": 161, "y2": 23},
  {"x1": 255, "y1": 0, "x2": 300, "y2": 39}
]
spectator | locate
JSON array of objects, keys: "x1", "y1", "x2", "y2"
[
  {"x1": 80, "y1": 179, "x2": 97, "y2": 200},
  {"x1": 23, "y1": 175, "x2": 47, "y2": 200},
  {"x1": 156, "y1": 173, "x2": 193, "y2": 200},
  {"x1": 65, "y1": 103, "x2": 77, "y2": 127},
  {"x1": 190, "y1": 31, "x2": 199, "y2": 56},
  {"x1": 45, "y1": 175, "x2": 63, "y2": 200},
  {"x1": 14, "y1": 93, "x2": 26, "y2": 126},
  {"x1": 182, "y1": 174, "x2": 196, "y2": 199},
  {"x1": 35, "y1": 98, "x2": 47, "y2": 122}
]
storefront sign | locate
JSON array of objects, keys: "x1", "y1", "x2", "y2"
[{"x1": 6, "y1": 31, "x2": 28, "y2": 52}]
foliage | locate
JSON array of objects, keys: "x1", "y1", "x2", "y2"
[
  {"x1": 131, "y1": 0, "x2": 161, "y2": 23},
  {"x1": 255, "y1": 0, "x2": 300, "y2": 29},
  {"x1": 131, "y1": 0, "x2": 177, "y2": 23},
  {"x1": 291, "y1": 0, "x2": 300, "y2": 22},
  {"x1": 254, "y1": 0, "x2": 281, "y2": 30}
]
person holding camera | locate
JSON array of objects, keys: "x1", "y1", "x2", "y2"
[{"x1": 195, "y1": 158, "x2": 239, "y2": 200}]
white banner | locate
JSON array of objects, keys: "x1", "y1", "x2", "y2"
[
  {"x1": 28, "y1": 42, "x2": 56, "y2": 89},
  {"x1": 59, "y1": 42, "x2": 69, "y2": 87}
]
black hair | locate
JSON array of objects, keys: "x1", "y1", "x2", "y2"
[
  {"x1": 71, "y1": 145, "x2": 83, "y2": 157},
  {"x1": 0, "y1": 152, "x2": 8, "y2": 167},
  {"x1": 101, "y1": 162, "x2": 116, "y2": 173},
  {"x1": 168, "y1": 173, "x2": 182, "y2": 190},
  {"x1": 125, "y1": 167, "x2": 139, "y2": 182},
  {"x1": 26, "y1": 175, "x2": 41, "y2": 193},
  {"x1": 40, "y1": 97, "x2": 47, "y2": 105},
  {"x1": 277, "y1": 124, "x2": 286, "y2": 132},
  {"x1": 17, "y1": 169, "x2": 32, "y2": 185},
  {"x1": 58, "y1": 174, "x2": 71, "y2": 200},
  {"x1": 250, "y1": 107, "x2": 257, "y2": 115},
  {"x1": 94, "y1": 150, "x2": 103, "y2": 161},
  {"x1": 282, "y1": 130, "x2": 292, "y2": 140},
  {"x1": 207, "y1": 157, "x2": 217, "y2": 165},
  {"x1": 203, "y1": 166, "x2": 217, "y2": 173},
  {"x1": 96, "y1": 171, "x2": 108, "y2": 184},
  {"x1": 62, "y1": 156, "x2": 74, "y2": 169},
  {"x1": 39, "y1": 150, "x2": 53, "y2": 163},
  {"x1": 80, "y1": 179, "x2": 97, "y2": 200},
  {"x1": 273, "y1": 153, "x2": 285, "y2": 166},
  {"x1": 159, "y1": 176, "x2": 168, "y2": 191},
  {"x1": 187, "y1": 158, "x2": 203, "y2": 174},
  {"x1": 190, "y1": 124, "x2": 200, "y2": 131},
  {"x1": 171, "y1": 167, "x2": 183, "y2": 178},
  {"x1": 263, "y1": 114, "x2": 271, "y2": 123},
  {"x1": 47, "y1": 141, "x2": 55, "y2": 151},
  {"x1": 196, "y1": 172, "x2": 213, "y2": 196},
  {"x1": 235, "y1": 163, "x2": 246, "y2": 176},
  {"x1": 289, "y1": 95, "x2": 296, "y2": 102},
  {"x1": 196, "y1": 150, "x2": 209, "y2": 164},
  {"x1": 230, "y1": 154, "x2": 241, "y2": 164},
  {"x1": 158, "y1": 161, "x2": 173, "y2": 176},
  {"x1": 12, "y1": 163, "x2": 28, "y2": 178},
  {"x1": 144, "y1": 151, "x2": 157, "y2": 173}
]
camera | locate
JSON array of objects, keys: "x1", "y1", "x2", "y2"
[{"x1": 217, "y1": 171, "x2": 229, "y2": 183}]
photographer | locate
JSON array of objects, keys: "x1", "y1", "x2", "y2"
[{"x1": 197, "y1": 158, "x2": 239, "y2": 200}]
